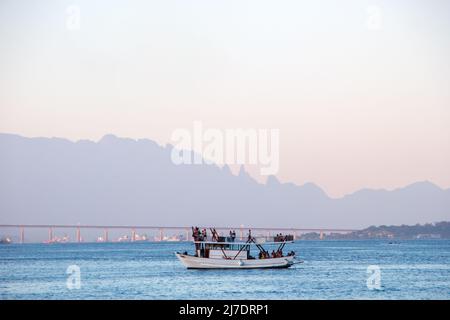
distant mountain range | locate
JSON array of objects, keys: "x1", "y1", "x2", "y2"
[{"x1": 0, "y1": 133, "x2": 449, "y2": 229}]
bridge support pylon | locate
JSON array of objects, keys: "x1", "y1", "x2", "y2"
[
  {"x1": 20, "y1": 227, "x2": 24, "y2": 244},
  {"x1": 76, "y1": 227, "x2": 81, "y2": 243}
]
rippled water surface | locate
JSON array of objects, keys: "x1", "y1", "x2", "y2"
[{"x1": 0, "y1": 240, "x2": 449, "y2": 299}]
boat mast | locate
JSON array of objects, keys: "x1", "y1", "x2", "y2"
[{"x1": 210, "y1": 228, "x2": 230, "y2": 259}]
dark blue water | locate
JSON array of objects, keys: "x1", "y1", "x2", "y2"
[{"x1": 0, "y1": 240, "x2": 449, "y2": 299}]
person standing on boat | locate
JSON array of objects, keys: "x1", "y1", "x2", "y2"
[
  {"x1": 248, "y1": 229, "x2": 252, "y2": 240},
  {"x1": 201, "y1": 228, "x2": 207, "y2": 240},
  {"x1": 192, "y1": 227, "x2": 198, "y2": 241}
]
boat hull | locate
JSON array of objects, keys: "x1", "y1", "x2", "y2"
[{"x1": 175, "y1": 253, "x2": 295, "y2": 269}]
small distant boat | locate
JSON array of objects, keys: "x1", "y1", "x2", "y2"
[
  {"x1": 176, "y1": 228, "x2": 300, "y2": 269},
  {"x1": 0, "y1": 237, "x2": 12, "y2": 244}
]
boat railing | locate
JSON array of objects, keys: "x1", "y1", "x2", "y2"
[{"x1": 192, "y1": 235, "x2": 294, "y2": 243}]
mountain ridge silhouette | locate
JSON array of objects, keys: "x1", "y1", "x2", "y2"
[{"x1": 1, "y1": 133, "x2": 448, "y2": 228}]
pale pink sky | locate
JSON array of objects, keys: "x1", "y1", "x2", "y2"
[{"x1": 1, "y1": 0, "x2": 449, "y2": 197}]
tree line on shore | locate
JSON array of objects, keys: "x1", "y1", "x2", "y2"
[{"x1": 299, "y1": 221, "x2": 450, "y2": 240}]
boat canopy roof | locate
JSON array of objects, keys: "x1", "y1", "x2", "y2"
[
  {"x1": 191, "y1": 228, "x2": 295, "y2": 246},
  {"x1": 194, "y1": 240, "x2": 294, "y2": 245}
]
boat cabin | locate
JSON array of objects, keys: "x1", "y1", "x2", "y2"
[{"x1": 195, "y1": 242, "x2": 251, "y2": 259}]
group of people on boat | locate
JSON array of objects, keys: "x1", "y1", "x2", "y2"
[
  {"x1": 192, "y1": 227, "x2": 240, "y2": 242},
  {"x1": 274, "y1": 233, "x2": 287, "y2": 242},
  {"x1": 193, "y1": 227, "x2": 239, "y2": 242},
  {"x1": 258, "y1": 249, "x2": 295, "y2": 259},
  {"x1": 192, "y1": 227, "x2": 208, "y2": 241},
  {"x1": 275, "y1": 233, "x2": 295, "y2": 242}
]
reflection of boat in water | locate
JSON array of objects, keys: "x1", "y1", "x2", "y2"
[{"x1": 176, "y1": 228, "x2": 300, "y2": 269}]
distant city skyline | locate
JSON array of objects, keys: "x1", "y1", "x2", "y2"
[{"x1": 1, "y1": 0, "x2": 449, "y2": 197}]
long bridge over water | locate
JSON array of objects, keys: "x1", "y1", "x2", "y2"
[{"x1": 0, "y1": 224, "x2": 359, "y2": 243}]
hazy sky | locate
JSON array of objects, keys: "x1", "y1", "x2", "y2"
[{"x1": 1, "y1": 0, "x2": 449, "y2": 197}]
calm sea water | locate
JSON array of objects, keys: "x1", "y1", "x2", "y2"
[{"x1": 0, "y1": 240, "x2": 449, "y2": 299}]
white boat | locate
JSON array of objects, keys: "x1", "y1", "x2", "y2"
[{"x1": 176, "y1": 228, "x2": 300, "y2": 269}]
